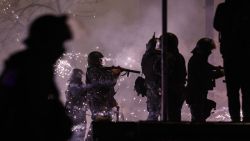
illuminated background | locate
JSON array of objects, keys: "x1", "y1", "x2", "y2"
[{"x1": 0, "y1": 0, "x2": 230, "y2": 136}]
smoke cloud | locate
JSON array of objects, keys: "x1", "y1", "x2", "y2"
[{"x1": 0, "y1": 0, "x2": 228, "y2": 124}]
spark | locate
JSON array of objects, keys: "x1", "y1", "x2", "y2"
[
  {"x1": 103, "y1": 57, "x2": 112, "y2": 62},
  {"x1": 139, "y1": 99, "x2": 142, "y2": 103},
  {"x1": 119, "y1": 78, "x2": 125, "y2": 82},
  {"x1": 55, "y1": 51, "x2": 85, "y2": 79}
]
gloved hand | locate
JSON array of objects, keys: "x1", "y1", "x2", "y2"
[{"x1": 111, "y1": 68, "x2": 122, "y2": 76}]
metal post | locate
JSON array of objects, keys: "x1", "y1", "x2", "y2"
[
  {"x1": 161, "y1": 0, "x2": 168, "y2": 121},
  {"x1": 205, "y1": 0, "x2": 215, "y2": 100}
]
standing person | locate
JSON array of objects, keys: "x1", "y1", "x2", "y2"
[
  {"x1": 214, "y1": 0, "x2": 250, "y2": 122},
  {"x1": 65, "y1": 68, "x2": 88, "y2": 141},
  {"x1": 141, "y1": 33, "x2": 161, "y2": 121},
  {"x1": 160, "y1": 33, "x2": 187, "y2": 122},
  {"x1": 85, "y1": 51, "x2": 121, "y2": 141},
  {"x1": 186, "y1": 38, "x2": 224, "y2": 122},
  {"x1": 0, "y1": 14, "x2": 73, "y2": 141},
  {"x1": 141, "y1": 32, "x2": 186, "y2": 121}
]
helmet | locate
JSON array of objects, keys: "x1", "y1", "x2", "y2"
[
  {"x1": 192, "y1": 38, "x2": 216, "y2": 54},
  {"x1": 69, "y1": 68, "x2": 83, "y2": 83},
  {"x1": 159, "y1": 32, "x2": 179, "y2": 52},
  {"x1": 87, "y1": 51, "x2": 104, "y2": 67},
  {"x1": 71, "y1": 68, "x2": 83, "y2": 78},
  {"x1": 24, "y1": 14, "x2": 72, "y2": 48}
]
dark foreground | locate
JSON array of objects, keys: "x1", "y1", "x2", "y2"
[{"x1": 93, "y1": 121, "x2": 250, "y2": 141}]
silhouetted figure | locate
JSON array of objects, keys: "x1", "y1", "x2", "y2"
[
  {"x1": 214, "y1": 0, "x2": 250, "y2": 122},
  {"x1": 160, "y1": 33, "x2": 187, "y2": 122},
  {"x1": 186, "y1": 38, "x2": 224, "y2": 122},
  {"x1": 141, "y1": 33, "x2": 161, "y2": 121},
  {"x1": 85, "y1": 51, "x2": 121, "y2": 141},
  {"x1": 65, "y1": 68, "x2": 88, "y2": 141},
  {"x1": 0, "y1": 14, "x2": 73, "y2": 141},
  {"x1": 141, "y1": 32, "x2": 186, "y2": 121}
]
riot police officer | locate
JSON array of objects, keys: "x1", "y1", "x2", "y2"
[
  {"x1": 214, "y1": 0, "x2": 250, "y2": 122},
  {"x1": 65, "y1": 68, "x2": 88, "y2": 141},
  {"x1": 141, "y1": 34, "x2": 161, "y2": 121},
  {"x1": 0, "y1": 14, "x2": 73, "y2": 141},
  {"x1": 161, "y1": 33, "x2": 187, "y2": 122},
  {"x1": 141, "y1": 32, "x2": 186, "y2": 121},
  {"x1": 85, "y1": 51, "x2": 121, "y2": 121},
  {"x1": 85, "y1": 51, "x2": 121, "y2": 141},
  {"x1": 186, "y1": 38, "x2": 224, "y2": 122}
]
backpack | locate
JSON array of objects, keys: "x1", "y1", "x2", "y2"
[{"x1": 134, "y1": 76, "x2": 147, "y2": 97}]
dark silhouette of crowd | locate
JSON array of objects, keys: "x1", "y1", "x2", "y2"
[{"x1": 138, "y1": 0, "x2": 250, "y2": 123}]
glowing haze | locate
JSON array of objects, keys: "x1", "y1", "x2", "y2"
[{"x1": 0, "y1": 0, "x2": 229, "y2": 125}]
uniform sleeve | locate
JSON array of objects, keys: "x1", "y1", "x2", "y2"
[
  {"x1": 86, "y1": 67, "x2": 117, "y2": 88},
  {"x1": 208, "y1": 64, "x2": 224, "y2": 79}
]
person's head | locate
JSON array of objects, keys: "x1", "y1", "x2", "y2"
[
  {"x1": 69, "y1": 68, "x2": 83, "y2": 84},
  {"x1": 159, "y1": 32, "x2": 179, "y2": 53},
  {"x1": 24, "y1": 14, "x2": 72, "y2": 51},
  {"x1": 87, "y1": 51, "x2": 104, "y2": 67},
  {"x1": 192, "y1": 38, "x2": 216, "y2": 56}
]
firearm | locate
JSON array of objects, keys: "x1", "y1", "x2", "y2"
[
  {"x1": 213, "y1": 66, "x2": 224, "y2": 79},
  {"x1": 103, "y1": 66, "x2": 140, "y2": 77},
  {"x1": 208, "y1": 66, "x2": 225, "y2": 90}
]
